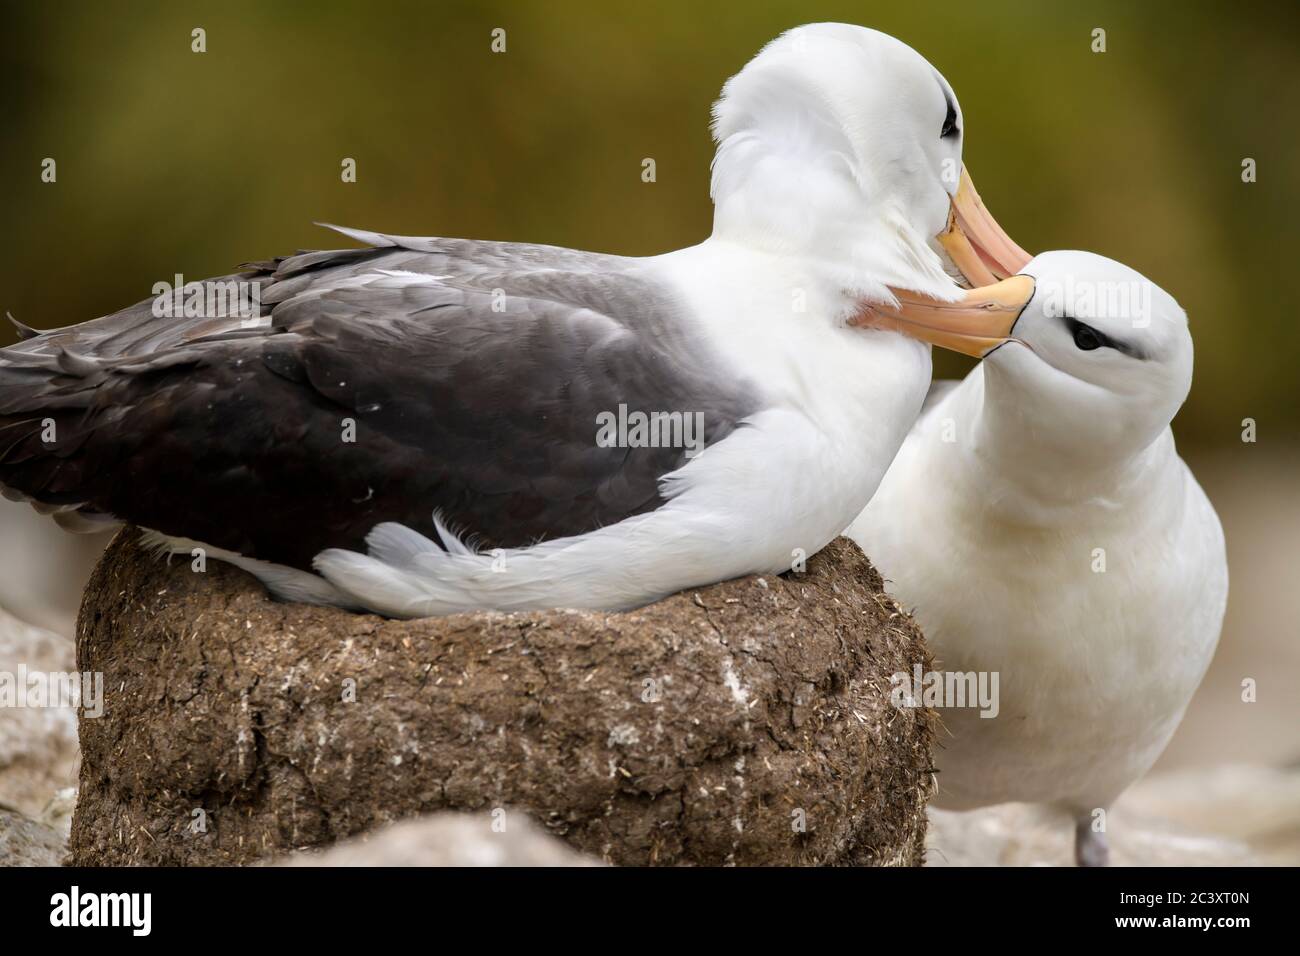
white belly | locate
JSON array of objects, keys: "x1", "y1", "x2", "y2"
[{"x1": 849, "y1": 428, "x2": 1227, "y2": 813}]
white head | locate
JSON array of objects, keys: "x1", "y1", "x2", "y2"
[
  {"x1": 710, "y1": 24, "x2": 1027, "y2": 304},
  {"x1": 871, "y1": 250, "x2": 1194, "y2": 460},
  {"x1": 986, "y1": 251, "x2": 1193, "y2": 456}
]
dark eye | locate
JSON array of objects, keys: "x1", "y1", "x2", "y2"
[
  {"x1": 1070, "y1": 321, "x2": 1103, "y2": 351},
  {"x1": 1062, "y1": 316, "x2": 1147, "y2": 359},
  {"x1": 941, "y1": 95, "x2": 959, "y2": 139}
]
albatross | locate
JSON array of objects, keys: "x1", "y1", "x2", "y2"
[
  {"x1": 0, "y1": 23, "x2": 1028, "y2": 618},
  {"x1": 847, "y1": 251, "x2": 1228, "y2": 866}
]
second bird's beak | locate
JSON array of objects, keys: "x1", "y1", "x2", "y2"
[
  {"x1": 856, "y1": 275, "x2": 1036, "y2": 358},
  {"x1": 940, "y1": 167, "x2": 1032, "y2": 287}
]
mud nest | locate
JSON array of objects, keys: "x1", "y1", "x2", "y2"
[{"x1": 71, "y1": 529, "x2": 935, "y2": 866}]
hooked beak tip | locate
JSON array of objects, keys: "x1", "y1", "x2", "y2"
[{"x1": 939, "y1": 167, "x2": 1033, "y2": 288}]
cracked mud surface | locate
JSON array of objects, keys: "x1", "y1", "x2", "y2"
[{"x1": 72, "y1": 529, "x2": 935, "y2": 866}]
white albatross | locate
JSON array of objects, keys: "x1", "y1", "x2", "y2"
[
  {"x1": 0, "y1": 23, "x2": 1029, "y2": 619},
  {"x1": 847, "y1": 250, "x2": 1228, "y2": 866}
]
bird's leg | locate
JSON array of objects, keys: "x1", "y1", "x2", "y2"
[{"x1": 1074, "y1": 817, "x2": 1110, "y2": 867}]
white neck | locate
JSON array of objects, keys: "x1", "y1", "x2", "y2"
[{"x1": 958, "y1": 364, "x2": 1178, "y2": 520}]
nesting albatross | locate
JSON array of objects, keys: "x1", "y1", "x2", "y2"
[{"x1": 0, "y1": 23, "x2": 1028, "y2": 618}]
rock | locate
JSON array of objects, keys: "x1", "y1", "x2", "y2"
[
  {"x1": 0, "y1": 607, "x2": 80, "y2": 817},
  {"x1": 926, "y1": 804, "x2": 1256, "y2": 867},
  {"x1": 1116, "y1": 764, "x2": 1300, "y2": 866},
  {"x1": 39, "y1": 787, "x2": 78, "y2": 843},
  {"x1": 0, "y1": 498, "x2": 110, "y2": 639},
  {"x1": 0, "y1": 806, "x2": 65, "y2": 867},
  {"x1": 278, "y1": 811, "x2": 601, "y2": 866},
  {"x1": 926, "y1": 763, "x2": 1300, "y2": 866},
  {"x1": 71, "y1": 529, "x2": 935, "y2": 866}
]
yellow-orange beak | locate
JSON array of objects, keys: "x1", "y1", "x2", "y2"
[
  {"x1": 939, "y1": 167, "x2": 1032, "y2": 287},
  {"x1": 855, "y1": 275, "x2": 1036, "y2": 358}
]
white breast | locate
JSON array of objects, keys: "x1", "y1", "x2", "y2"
[{"x1": 847, "y1": 377, "x2": 1227, "y2": 814}]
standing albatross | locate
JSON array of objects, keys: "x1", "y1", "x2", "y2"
[
  {"x1": 0, "y1": 23, "x2": 1027, "y2": 618},
  {"x1": 848, "y1": 251, "x2": 1227, "y2": 865}
]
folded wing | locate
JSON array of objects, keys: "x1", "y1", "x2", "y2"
[{"x1": 0, "y1": 227, "x2": 759, "y2": 570}]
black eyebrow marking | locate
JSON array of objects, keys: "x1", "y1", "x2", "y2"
[
  {"x1": 1062, "y1": 315, "x2": 1148, "y2": 360},
  {"x1": 941, "y1": 88, "x2": 959, "y2": 138}
]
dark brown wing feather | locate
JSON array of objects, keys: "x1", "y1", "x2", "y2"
[{"x1": 0, "y1": 228, "x2": 760, "y2": 569}]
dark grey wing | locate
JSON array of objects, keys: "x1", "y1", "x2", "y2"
[{"x1": 0, "y1": 228, "x2": 761, "y2": 570}]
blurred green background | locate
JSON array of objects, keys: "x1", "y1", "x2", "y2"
[
  {"x1": 0, "y1": 0, "x2": 1297, "y2": 770},
  {"x1": 1, "y1": 0, "x2": 1297, "y2": 448}
]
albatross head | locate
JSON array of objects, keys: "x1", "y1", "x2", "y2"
[
  {"x1": 871, "y1": 250, "x2": 1194, "y2": 456},
  {"x1": 710, "y1": 23, "x2": 1028, "y2": 304}
]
